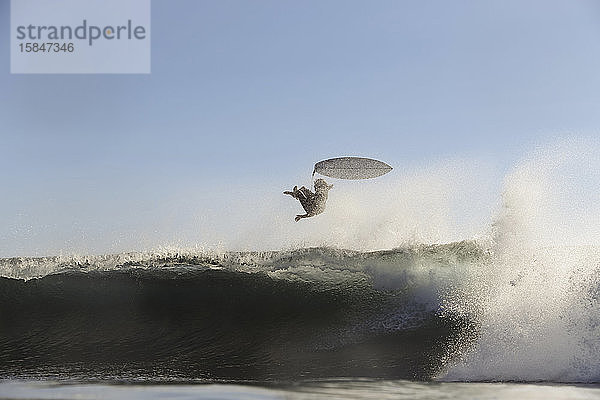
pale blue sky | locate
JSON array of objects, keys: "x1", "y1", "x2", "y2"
[{"x1": 2, "y1": 0, "x2": 600, "y2": 256}]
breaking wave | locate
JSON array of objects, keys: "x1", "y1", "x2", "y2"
[
  {"x1": 0, "y1": 243, "x2": 480, "y2": 382},
  {"x1": 2, "y1": 138, "x2": 600, "y2": 383},
  {"x1": 1, "y1": 239, "x2": 599, "y2": 383}
]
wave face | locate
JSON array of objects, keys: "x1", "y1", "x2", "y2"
[
  {"x1": 1, "y1": 240, "x2": 600, "y2": 383},
  {"x1": 0, "y1": 245, "x2": 480, "y2": 382}
]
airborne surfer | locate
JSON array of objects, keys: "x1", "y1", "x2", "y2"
[
  {"x1": 284, "y1": 178, "x2": 333, "y2": 222},
  {"x1": 285, "y1": 157, "x2": 391, "y2": 222}
]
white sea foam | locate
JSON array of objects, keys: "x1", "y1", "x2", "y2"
[{"x1": 441, "y1": 138, "x2": 600, "y2": 382}]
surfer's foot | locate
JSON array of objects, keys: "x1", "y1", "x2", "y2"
[{"x1": 295, "y1": 215, "x2": 305, "y2": 222}]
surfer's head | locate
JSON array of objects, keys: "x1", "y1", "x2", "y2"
[{"x1": 314, "y1": 178, "x2": 333, "y2": 192}]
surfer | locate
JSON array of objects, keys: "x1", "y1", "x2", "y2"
[{"x1": 284, "y1": 178, "x2": 333, "y2": 222}]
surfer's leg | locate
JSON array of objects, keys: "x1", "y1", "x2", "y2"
[
  {"x1": 298, "y1": 187, "x2": 311, "y2": 199},
  {"x1": 297, "y1": 187, "x2": 315, "y2": 213},
  {"x1": 295, "y1": 213, "x2": 309, "y2": 222}
]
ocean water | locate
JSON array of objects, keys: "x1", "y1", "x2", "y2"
[
  {"x1": 1, "y1": 379, "x2": 600, "y2": 400},
  {"x1": 1, "y1": 242, "x2": 600, "y2": 399},
  {"x1": 3, "y1": 140, "x2": 600, "y2": 398},
  {"x1": 0, "y1": 245, "x2": 480, "y2": 382}
]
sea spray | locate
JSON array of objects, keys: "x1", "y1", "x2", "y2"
[
  {"x1": 441, "y1": 139, "x2": 600, "y2": 382},
  {"x1": 2, "y1": 139, "x2": 600, "y2": 382}
]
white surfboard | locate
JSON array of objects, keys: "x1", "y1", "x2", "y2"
[{"x1": 313, "y1": 157, "x2": 392, "y2": 180}]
